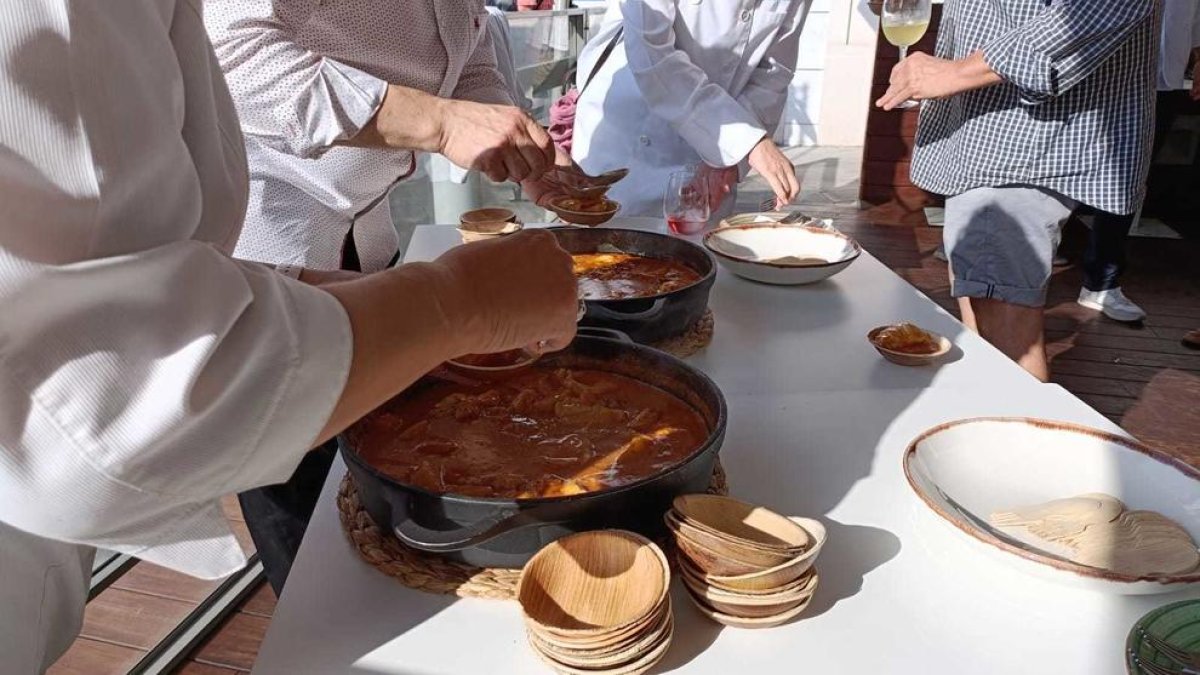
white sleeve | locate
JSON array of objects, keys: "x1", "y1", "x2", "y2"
[
  {"x1": 618, "y1": 0, "x2": 768, "y2": 168},
  {"x1": 204, "y1": 0, "x2": 388, "y2": 159},
  {"x1": 0, "y1": 0, "x2": 352, "y2": 578},
  {"x1": 734, "y1": 2, "x2": 809, "y2": 137}
]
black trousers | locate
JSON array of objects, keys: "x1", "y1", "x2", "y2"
[
  {"x1": 239, "y1": 440, "x2": 338, "y2": 594},
  {"x1": 1081, "y1": 91, "x2": 1189, "y2": 292}
]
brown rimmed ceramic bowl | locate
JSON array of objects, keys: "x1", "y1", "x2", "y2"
[{"x1": 904, "y1": 417, "x2": 1200, "y2": 594}]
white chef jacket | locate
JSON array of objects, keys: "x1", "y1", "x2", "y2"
[
  {"x1": 572, "y1": 0, "x2": 811, "y2": 217},
  {"x1": 0, "y1": 0, "x2": 351, "y2": 670},
  {"x1": 1159, "y1": 0, "x2": 1200, "y2": 91},
  {"x1": 205, "y1": 0, "x2": 513, "y2": 273}
]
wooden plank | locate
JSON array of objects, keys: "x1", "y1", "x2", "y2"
[
  {"x1": 1044, "y1": 329, "x2": 1200, "y2": 358},
  {"x1": 1049, "y1": 358, "x2": 1164, "y2": 384},
  {"x1": 864, "y1": 134, "x2": 915, "y2": 161},
  {"x1": 112, "y1": 563, "x2": 223, "y2": 605},
  {"x1": 47, "y1": 637, "x2": 145, "y2": 675},
  {"x1": 191, "y1": 613, "x2": 271, "y2": 672},
  {"x1": 221, "y1": 495, "x2": 245, "y2": 523},
  {"x1": 80, "y1": 588, "x2": 196, "y2": 651},
  {"x1": 864, "y1": 108, "x2": 920, "y2": 136},
  {"x1": 1050, "y1": 373, "x2": 1138, "y2": 398},
  {"x1": 1075, "y1": 393, "x2": 1135, "y2": 417},
  {"x1": 1045, "y1": 344, "x2": 1200, "y2": 371},
  {"x1": 859, "y1": 185, "x2": 940, "y2": 209},
  {"x1": 863, "y1": 160, "x2": 914, "y2": 188},
  {"x1": 238, "y1": 582, "x2": 277, "y2": 619},
  {"x1": 173, "y1": 661, "x2": 247, "y2": 674}
]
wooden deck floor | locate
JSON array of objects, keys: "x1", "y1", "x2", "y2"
[{"x1": 48, "y1": 202, "x2": 1198, "y2": 675}]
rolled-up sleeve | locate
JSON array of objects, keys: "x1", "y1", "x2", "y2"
[
  {"x1": 982, "y1": 0, "x2": 1156, "y2": 104},
  {"x1": 735, "y1": 3, "x2": 809, "y2": 138},
  {"x1": 619, "y1": 0, "x2": 767, "y2": 168},
  {"x1": 205, "y1": 0, "x2": 388, "y2": 159}
]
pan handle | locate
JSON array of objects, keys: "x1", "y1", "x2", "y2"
[
  {"x1": 583, "y1": 297, "x2": 668, "y2": 323},
  {"x1": 390, "y1": 498, "x2": 553, "y2": 553},
  {"x1": 574, "y1": 326, "x2": 634, "y2": 344}
]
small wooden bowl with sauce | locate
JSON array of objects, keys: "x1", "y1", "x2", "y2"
[
  {"x1": 868, "y1": 323, "x2": 952, "y2": 366},
  {"x1": 445, "y1": 348, "x2": 540, "y2": 380}
]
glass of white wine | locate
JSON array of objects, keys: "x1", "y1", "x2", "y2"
[{"x1": 881, "y1": 0, "x2": 932, "y2": 109}]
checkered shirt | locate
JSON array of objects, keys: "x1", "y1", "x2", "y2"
[{"x1": 911, "y1": 0, "x2": 1160, "y2": 215}]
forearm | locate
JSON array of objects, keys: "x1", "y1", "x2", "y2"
[
  {"x1": 955, "y1": 51, "x2": 1005, "y2": 93},
  {"x1": 347, "y1": 84, "x2": 447, "y2": 152},
  {"x1": 315, "y1": 263, "x2": 466, "y2": 442}
]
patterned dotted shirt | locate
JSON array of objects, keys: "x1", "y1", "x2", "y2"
[{"x1": 911, "y1": 0, "x2": 1160, "y2": 216}]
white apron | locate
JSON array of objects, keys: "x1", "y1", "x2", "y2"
[{"x1": 572, "y1": 0, "x2": 811, "y2": 217}]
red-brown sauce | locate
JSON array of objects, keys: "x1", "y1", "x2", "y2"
[
  {"x1": 573, "y1": 253, "x2": 701, "y2": 300},
  {"x1": 351, "y1": 368, "x2": 708, "y2": 499}
]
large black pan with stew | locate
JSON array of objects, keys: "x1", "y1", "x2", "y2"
[{"x1": 341, "y1": 329, "x2": 727, "y2": 568}]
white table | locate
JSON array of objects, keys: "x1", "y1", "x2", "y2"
[{"x1": 253, "y1": 220, "x2": 1198, "y2": 675}]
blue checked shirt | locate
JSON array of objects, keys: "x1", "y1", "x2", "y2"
[{"x1": 911, "y1": 0, "x2": 1160, "y2": 215}]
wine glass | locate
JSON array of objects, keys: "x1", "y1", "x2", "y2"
[
  {"x1": 881, "y1": 0, "x2": 932, "y2": 110},
  {"x1": 664, "y1": 169, "x2": 710, "y2": 236}
]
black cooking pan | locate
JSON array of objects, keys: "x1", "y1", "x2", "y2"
[
  {"x1": 341, "y1": 329, "x2": 727, "y2": 568},
  {"x1": 551, "y1": 227, "x2": 717, "y2": 344}
]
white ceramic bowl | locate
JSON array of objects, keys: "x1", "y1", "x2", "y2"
[
  {"x1": 703, "y1": 223, "x2": 860, "y2": 285},
  {"x1": 904, "y1": 417, "x2": 1200, "y2": 594}
]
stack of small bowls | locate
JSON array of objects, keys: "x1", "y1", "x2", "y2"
[
  {"x1": 665, "y1": 495, "x2": 825, "y2": 628},
  {"x1": 517, "y1": 530, "x2": 673, "y2": 675}
]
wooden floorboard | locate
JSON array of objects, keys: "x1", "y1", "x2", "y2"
[
  {"x1": 80, "y1": 588, "x2": 197, "y2": 651},
  {"x1": 47, "y1": 638, "x2": 145, "y2": 675},
  {"x1": 190, "y1": 612, "x2": 271, "y2": 672},
  {"x1": 172, "y1": 661, "x2": 248, "y2": 675},
  {"x1": 111, "y1": 562, "x2": 223, "y2": 605}
]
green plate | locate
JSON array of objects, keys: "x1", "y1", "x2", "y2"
[{"x1": 1126, "y1": 599, "x2": 1200, "y2": 674}]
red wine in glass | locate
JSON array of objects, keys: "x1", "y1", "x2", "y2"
[{"x1": 667, "y1": 215, "x2": 708, "y2": 235}]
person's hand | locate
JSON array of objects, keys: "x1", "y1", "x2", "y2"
[
  {"x1": 876, "y1": 51, "x2": 1002, "y2": 110},
  {"x1": 695, "y1": 164, "x2": 739, "y2": 213},
  {"x1": 747, "y1": 138, "x2": 799, "y2": 210},
  {"x1": 522, "y1": 146, "x2": 577, "y2": 208},
  {"x1": 433, "y1": 229, "x2": 578, "y2": 355},
  {"x1": 438, "y1": 99, "x2": 556, "y2": 183}
]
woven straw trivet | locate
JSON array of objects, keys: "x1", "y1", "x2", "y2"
[
  {"x1": 649, "y1": 309, "x2": 714, "y2": 358},
  {"x1": 338, "y1": 459, "x2": 727, "y2": 600}
]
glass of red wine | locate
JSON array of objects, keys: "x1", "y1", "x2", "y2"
[{"x1": 664, "y1": 169, "x2": 711, "y2": 235}]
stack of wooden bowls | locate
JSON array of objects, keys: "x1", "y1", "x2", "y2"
[
  {"x1": 517, "y1": 530, "x2": 674, "y2": 675},
  {"x1": 666, "y1": 495, "x2": 826, "y2": 628}
]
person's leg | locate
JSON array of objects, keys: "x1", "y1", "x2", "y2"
[
  {"x1": 968, "y1": 298, "x2": 1049, "y2": 380},
  {"x1": 1081, "y1": 210, "x2": 1132, "y2": 292},
  {"x1": 943, "y1": 185, "x2": 1074, "y2": 381},
  {"x1": 238, "y1": 438, "x2": 338, "y2": 595}
]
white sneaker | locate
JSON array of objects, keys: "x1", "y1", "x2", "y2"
[{"x1": 1077, "y1": 287, "x2": 1147, "y2": 322}]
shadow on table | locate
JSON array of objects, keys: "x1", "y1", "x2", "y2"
[{"x1": 803, "y1": 518, "x2": 901, "y2": 619}]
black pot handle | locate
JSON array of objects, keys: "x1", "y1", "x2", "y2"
[
  {"x1": 575, "y1": 326, "x2": 634, "y2": 344},
  {"x1": 584, "y1": 297, "x2": 668, "y2": 323},
  {"x1": 390, "y1": 497, "x2": 549, "y2": 553}
]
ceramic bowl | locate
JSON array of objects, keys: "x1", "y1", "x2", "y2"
[
  {"x1": 546, "y1": 196, "x2": 620, "y2": 227},
  {"x1": 518, "y1": 530, "x2": 670, "y2": 637},
  {"x1": 703, "y1": 221, "x2": 860, "y2": 285},
  {"x1": 867, "y1": 325, "x2": 952, "y2": 367},
  {"x1": 1125, "y1": 599, "x2": 1200, "y2": 674},
  {"x1": 904, "y1": 418, "x2": 1200, "y2": 594}
]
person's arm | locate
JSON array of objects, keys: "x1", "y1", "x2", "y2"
[
  {"x1": 204, "y1": 0, "x2": 389, "y2": 159},
  {"x1": 734, "y1": 2, "x2": 809, "y2": 142},
  {"x1": 981, "y1": 0, "x2": 1157, "y2": 104},
  {"x1": 452, "y1": 14, "x2": 516, "y2": 106},
  {"x1": 618, "y1": 0, "x2": 770, "y2": 168}
]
